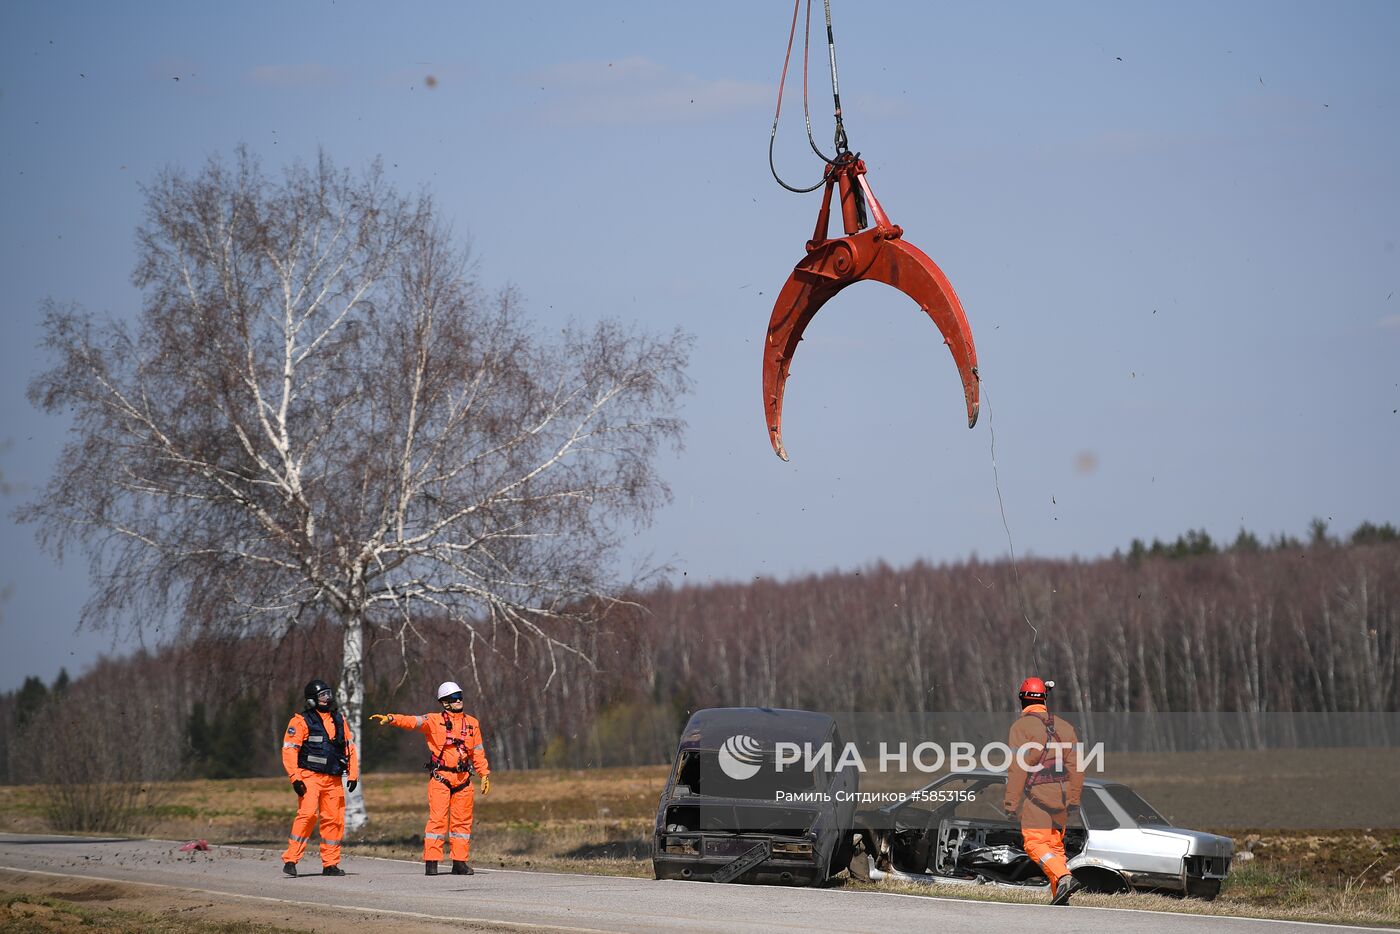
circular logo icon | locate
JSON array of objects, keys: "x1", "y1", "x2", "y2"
[{"x1": 718, "y1": 734, "x2": 764, "y2": 780}]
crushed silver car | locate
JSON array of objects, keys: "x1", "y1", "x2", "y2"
[{"x1": 848, "y1": 769, "x2": 1233, "y2": 900}]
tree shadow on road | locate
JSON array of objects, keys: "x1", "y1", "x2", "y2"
[{"x1": 562, "y1": 838, "x2": 651, "y2": 860}]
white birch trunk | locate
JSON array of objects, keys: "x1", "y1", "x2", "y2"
[{"x1": 338, "y1": 614, "x2": 368, "y2": 832}]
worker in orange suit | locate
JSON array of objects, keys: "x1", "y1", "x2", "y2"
[
  {"x1": 370, "y1": 680, "x2": 491, "y2": 876},
  {"x1": 1003, "y1": 676, "x2": 1086, "y2": 905},
  {"x1": 280, "y1": 678, "x2": 359, "y2": 878}
]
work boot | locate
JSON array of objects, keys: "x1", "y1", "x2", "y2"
[
  {"x1": 424, "y1": 860, "x2": 439, "y2": 876},
  {"x1": 321, "y1": 864, "x2": 346, "y2": 876},
  {"x1": 282, "y1": 861, "x2": 297, "y2": 878},
  {"x1": 1051, "y1": 874, "x2": 1083, "y2": 906},
  {"x1": 451, "y1": 860, "x2": 473, "y2": 875}
]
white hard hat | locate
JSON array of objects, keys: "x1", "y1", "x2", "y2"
[{"x1": 436, "y1": 680, "x2": 463, "y2": 700}]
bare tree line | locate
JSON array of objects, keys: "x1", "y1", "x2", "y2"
[
  {"x1": 3, "y1": 539, "x2": 1397, "y2": 784},
  {"x1": 640, "y1": 543, "x2": 1399, "y2": 716}
]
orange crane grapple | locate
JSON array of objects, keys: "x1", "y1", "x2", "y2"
[{"x1": 762, "y1": 153, "x2": 980, "y2": 461}]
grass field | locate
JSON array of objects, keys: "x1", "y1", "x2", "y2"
[{"x1": 2, "y1": 758, "x2": 1398, "y2": 928}]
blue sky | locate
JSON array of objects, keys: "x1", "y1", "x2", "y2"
[{"x1": 2, "y1": 1, "x2": 1397, "y2": 691}]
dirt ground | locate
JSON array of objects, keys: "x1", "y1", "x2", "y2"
[{"x1": 1097, "y1": 747, "x2": 1400, "y2": 831}]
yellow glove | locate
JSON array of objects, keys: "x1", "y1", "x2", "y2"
[
  {"x1": 480, "y1": 775, "x2": 491, "y2": 796},
  {"x1": 369, "y1": 714, "x2": 391, "y2": 725}
]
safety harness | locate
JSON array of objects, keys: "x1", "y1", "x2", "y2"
[
  {"x1": 1013, "y1": 711, "x2": 1071, "y2": 828},
  {"x1": 432, "y1": 774, "x2": 472, "y2": 794},
  {"x1": 426, "y1": 714, "x2": 476, "y2": 794},
  {"x1": 1020, "y1": 711, "x2": 1068, "y2": 788}
]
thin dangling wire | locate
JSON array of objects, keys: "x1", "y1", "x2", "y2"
[{"x1": 983, "y1": 379, "x2": 1046, "y2": 675}]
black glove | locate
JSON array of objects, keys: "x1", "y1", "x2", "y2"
[
  {"x1": 347, "y1": 780, "x2": 358, "y2": 793},
  {"x1": 292, "y1": 780, "x2": 307, "y2": 797}
]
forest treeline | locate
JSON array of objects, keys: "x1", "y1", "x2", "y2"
[{"x1": 2, "y1": 522, "x2": 1396, "y2": 783}]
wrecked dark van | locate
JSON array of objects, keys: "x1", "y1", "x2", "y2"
[{"x1": 652, "y1": 707, "x2": 858, "y2": 886}]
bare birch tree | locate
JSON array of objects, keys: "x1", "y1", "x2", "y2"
[{"x1": 21, "y1": 149, "x2": 689, "y2": 829}]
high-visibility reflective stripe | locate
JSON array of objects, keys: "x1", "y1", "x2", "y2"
[
  {"x1": 1038, "y1": 852, "x2": 1054, "y2": 864},
  {"x1": 415, "y1": 716, "x2": 424, "y2": 727},
  {"x1": 449, "y1": 832, "x2": 471, "y2": 840},
  {"x1": 323, "y1": 838, "x2": 341, "y2": 846},
  {"x1": 425, "y1": 832, "x2": 445, "y2": 840},
  {"x1": 472, "y1": 744, "x2": 484, "y2": 750},
  {"x1": 282, "y1": 743, "x2": 299, "y2": 749},
  {"x1": 290, "y1": 835, "x2": 309, "y2": 843}
]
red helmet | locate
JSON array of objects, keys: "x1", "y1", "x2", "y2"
[{"x1": 1018, "y1": 677, "x2": 1048, "y2": 700}]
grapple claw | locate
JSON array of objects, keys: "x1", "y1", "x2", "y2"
[{"x1": 763, "y1": 156, "x2": 979, "y2": 460}]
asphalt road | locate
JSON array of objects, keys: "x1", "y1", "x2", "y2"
[{"x1": 0, "y1": 833, "x2": 1389, "y2": 934}]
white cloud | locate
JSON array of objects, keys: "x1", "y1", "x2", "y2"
[
  {"x1": 525, "y1": 57, "x2": 768, "y2": 126},
  {"x1": 246, "y1": 64, "x2": 347, "y2": 89}
]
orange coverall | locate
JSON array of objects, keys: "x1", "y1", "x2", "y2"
[
  {"x1": 281, "y1": 710, "x2": 359, "y2": 867},
  {"x1": 384, "y1": 712, "x2": 490, "y2": 861},
  {"x1": 1003, "y1": 703, "x2": 1084, "y2": 895}
]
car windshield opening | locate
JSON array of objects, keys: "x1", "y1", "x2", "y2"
[
  {"x1": 1105, "y1": 784, "x2": 1171, "y2": 826},
  {"x1": 1078, "y1": 790, "x2": 1119, "y2": 830},
  {"x1": 674, "y1": 750, "x2": 824, "y2": 799}
]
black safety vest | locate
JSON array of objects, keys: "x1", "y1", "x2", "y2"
[{"x1": 297, "y1": 710, "x2": 349, "y2": 776}]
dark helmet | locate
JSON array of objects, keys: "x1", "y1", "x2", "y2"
[{"x1": 304, "y1": 679, "x2": 335, "y2": 709}]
